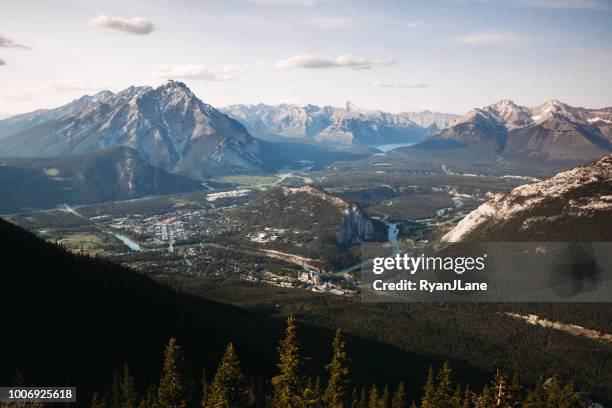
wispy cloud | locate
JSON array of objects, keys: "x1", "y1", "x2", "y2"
[
  {"x1": 387, "y1": 19, "x2": 432, "y2": 29},
  {"x1": 88, "y1": 15, "x2": 155, "y2": 35},
  {"x1": 451, "y1": 31, "x2": 528, "y2": 45},
  {"x1": 275, "y1": 54, "x2": 395, "y2": 70},
  {"x1": 31, "y1": 79, "x2": 111, "y2": 94},
  {"x1": 151, "y1": 64, "x2": 249, "y2": 81},
  {"x1": 247, "y1": 0, "x2": 323, "y2": 6},
  {"x1": 371, "y1": 81, "x2": 428, "y2": 88},
  {"x1": 514, "y1": 0, "x2": 611, "y2": 9},
  {"x1": 306, "y1": 16, "x2": 355, "y2": 28},
  {"x1": 0, "y1": 35, "x2": 30, "y2": 50}
]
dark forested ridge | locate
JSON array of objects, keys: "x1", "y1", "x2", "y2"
[
  {"x1": 0, "y1": 218, "x2": 492, "y2": 406},
  {"x1": 0, "y1": 147, "x2": 203, "y2": 213}
]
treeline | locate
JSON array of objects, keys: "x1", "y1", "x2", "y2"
[{"x1": 88, "y1": 317, "x2": 586, "y2": 408}]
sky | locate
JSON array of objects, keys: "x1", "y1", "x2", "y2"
[{"x1": 1, "y1": 0, "x2": 611, "y2": 115}]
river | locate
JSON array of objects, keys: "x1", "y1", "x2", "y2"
[{"x1": 114, "y1": 233, "x2": 142, "y2": 251}]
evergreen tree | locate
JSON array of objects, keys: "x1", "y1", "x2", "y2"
[
  {"x1": 522, "y1": 377, "x2": 546, "y2": 408},
  {"x1": 451, "y1": 383, "x2": 463, "y2": 408},
  {"x1": 302, "y1": 377, "x2": 322, "y2": 407},
  {"x1": 472, "y1": 385, "x2": 493, "y2": 408},
  {"x1": 350, "y1": 389, "x2": 360, "y2": 408},
  {"x1": 391, "y1": 382, "x2": 406, "y2": 408},
  {"x1": 120, "y1": 363, "x2": 138, "y2": 408},
  {"x1": 139, "y1": 384, "x2": 158, "y2": 408},
  {"x1": 421, "y1": 367, "x2": 436, "y2": 408},
  {"x1": 158, "y1": 337, "x2": 192, "y2": 408},
  {"x1": 91, "y1": 392, "x2": 108, "y2": 408},
  {"x1": 324, "y1": 329, "x2": 350, "y2": 408},
  {"x1": 408, "y1": 402, "x2": 416, "y2": 408},
  {"x1": 491, "y1": 370, "x2": 518, "y2": 407},
  {"x1": 367, "y1": 383, "x2": 379, "y2": 408},
  {"x1": 201, "y1": 368, "x2": 209, "y2": 408},
  {"x1": 246, "y1": 375, "x2": 257, "y2": 408},
  {"x1": 544, "y1": 377, "x2": 580, "y2": 408},
  {"x1": 272, "y1": 315, "x2": 305, "y2": 408},
  {"x1": 461, "y1": 385, "x2": 471, "y2": 408},
  {"x1": 206, "y1": 343, "x2": 247, "y2": 408},
  {"x1": 435, "y1": 361, "x2": 453, "y2": 408},
  {"x1": 380, "y1": 384, "x2": 390, "y2": 408},
  {"x1": 358, "y1": 387, "x2": 368, "y2": 408}
]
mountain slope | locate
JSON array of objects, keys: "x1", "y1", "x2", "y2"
[
  {"x1": 420, "y1": 99, "x2": 612, "y2": 163},
  {"x1": 0, "y1": 81, "x2": 263, "y2": 178},
  {"x1": 222, "y1": 102, "x2": 458, "y2": 146},
  {"x1": 231, "y1": 185, "x2": 387, "y2": 268},
  {"x1": 0, "y1": 217, "x2": 470, "y2": 403},
  {"x1": 0, "y1": 147, "x2": 202, "y2": 213},
  {"x1": 442, "y1": 154, "x2": 612, "y2": 242}
]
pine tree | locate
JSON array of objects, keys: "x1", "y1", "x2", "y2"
[
  {"x1": 421, "y1": 367, "x2": 436, "y2": 408},
  {"x1": 140, "y1": 384, "x2": 157, "y2": 408},
  {"x1": 391, "y1": 382, "x2": 406, "y2": 408},
  {"x1": 272, "y1": 315, "x2": 305, "y2": 408},
  {"x1": 435, "y1": 361, "x2": 453, "y2": 408},
  {"x1": 158, "y1": 337, "x2": 192, "y2": 408},
  {"x1": 544, "y1": 376, "x2": 579, "y2": 408},
  {"x1": 451, "y1": 383, "x2": 463, "y2": 408},
  {"x1": 246, "y1": 375, "x2": 257, "y2": 408},
  {"x1": 206, "y1": 343, "x2": 247, "y2": 408},
  {"x1": 302, "y1": 377, "x2": 322, "y2": 407},
  {"x1": 201, "y1": 368, "x2": 209, "y2": 408},
  {"x1": 472, "y1": 385, "x2": 493, "y2": 408},
  {"x1": 491, "y1": 370, "x2": 518, "y2": 407},
  {"x1": 380, "y1": 384, "x2": 390, "y2": 408},
  {"x1": 91, "y1": 392, "x2": 108, "y2": 408},
  {"x1": 324, "y1": 329, "x2": 350, "y2": 408},
  {"x1": 522, "y1": 377, "x2": 545, "y2": 408},
  {"x1": 461, "y1": 385, "x2": 471, "y2": 408},
  {"x1": 358, "y1": 387, "x2": 368, "y2": 408},
  {"x1": 350, "y1": 389, "x2": 360, "y2": 408},
  {"x1": 367, "y1": 384, "x2": 379, "y2": 408},
  {"x1": 120, "y1": 363, "x2": 138, "y2": 408}
]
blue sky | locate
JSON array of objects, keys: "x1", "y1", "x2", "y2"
[{"x1": 1, "y1": 0, "x2": 611, "y2": 114}]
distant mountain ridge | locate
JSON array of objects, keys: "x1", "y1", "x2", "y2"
[
  {"x1": 424, "y1": 99, "x2": 612, "y2": 163},
  {"x1": 0, "y1": 81, "x2": 263, "y2": 178},
  {"x1": 0, "y1": 146, "x2": 202, "y2": 213},
  {"x1": 222, "y1": 102, "x2": 459, "y2": 146},
  {"x1": 442, "y1": 154, "x2": 612, "y2": 242}
]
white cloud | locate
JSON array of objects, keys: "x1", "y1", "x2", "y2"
[
  {"x1": 306, "y1": 16, "x2": 355, "y2": 28},
  {"x1": 275, "y1": 54, "x2": 396, "y2": 70},
  {"x1": 451, "y1": 31, "x2": 528, "y2": 45},
  {"x1": 151, "y1": 64, "x2": 241, "y2": 81},
  {"x1": 0, "y1": 35, "x2": 30, "y2": 50},
  {"x1": 255, "y1": 59, "x2": 267, "y2": 67},
  {"x1": 31, "y1": 79, "x2": 111, "y2": 94},
  {"x1": 284, "y1": 85, "x2": 298, "y2": 92},
  {"x1": 515, "y1": 0, "x2": 612, "y2": 8},
  {"x1": 371, "y1": 81, "x2": 428, "y2": 88},
  {"x1": 88, "y1": 15, "x2": 155, "y2": 35},
  {"x1": 247, "y1": 0, "x2": 322, "y2": 6}
]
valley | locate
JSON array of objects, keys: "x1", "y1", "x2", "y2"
[{"x1": 1, "y1": 83, "x2": 611, "y2": 406}]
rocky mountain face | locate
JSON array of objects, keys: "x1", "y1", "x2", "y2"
[
  {"x1": 222, "y1": 102, "x2": 458, "y2": 146},
  {"x1": 441, "y1": 154, "x2": 612, "y2": 242},
  {"x1": 0, "y1": 81, "x2": 263, "y2": 178},
  {"x1": 0, "y1": 146, "x2": 202, "y2": 213},
  {"x1": 232, "y1": 185, "x2": 387, "y2": 246},
  {"x1": 428, "y1": 99, "x2": 612, "y2": 162}
]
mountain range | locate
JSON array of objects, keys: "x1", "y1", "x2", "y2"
[
  {"x1": 222, "y1": 102, "x2": 458, "y2": 146},
  {"x1": 0, "y1": 147, "x2": 202, "y2": 213},
  {"x1": 412, "y1": 99, "x2": 612, "y2": 164},
  {"x1": 0, "y1": 81, "x2": 264, "y2": 178},
  {"x1": 442, "y1": 154, "x2": 612, "y2": 242}
]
